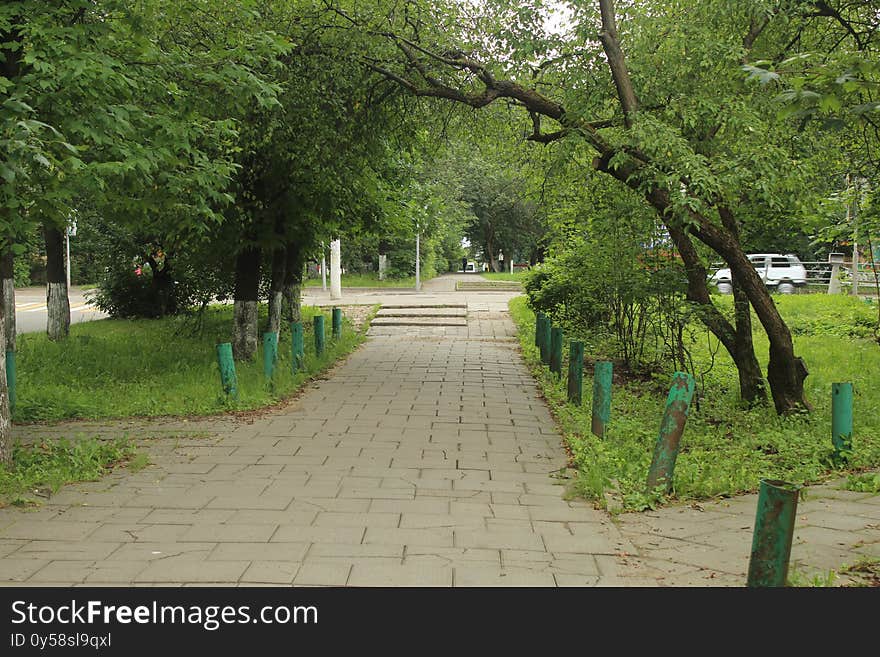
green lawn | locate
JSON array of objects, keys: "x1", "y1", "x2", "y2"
[
  {"x1": 304, "y1": 273, "x2": 418, "y2": 288},
  {"x1": 509, "y1": 294, "x2": 880, "y2": 511},
  {"x1": 13, "y1": 304, "x2": 375, "y2": 423}
]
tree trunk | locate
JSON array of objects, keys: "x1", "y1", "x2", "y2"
[
  {"x1": 282, "y1": 242, "x2": 304, "y2": 324},
  {"x1": 44, "y1": 222, "x2": 70, "y2": 341},
  {"x1": 0, "y1": 250, "x2": 16, "y2": 352},
  {"x1": 267, "y1": 246, "x2": 286, "y2": 335},
  {"x1": 666, "y1": 224, "x2": 767, "y2": 404},
  {"x1": 232, "y1": 246, "x2": 260, "y2": 361},
  {"x1": 146, "y1": 253, "x2": 176, "y2": 317},
  {"x1": 697, "y1": 224, "x2": 809, "y2": 414},
  {"x1": 719, "y1": 207, "x2": 766, "y2": 405}
]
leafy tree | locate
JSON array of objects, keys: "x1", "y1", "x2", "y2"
[{"x1": 328, "y1": 0, "x2": 878, "y2": 414}]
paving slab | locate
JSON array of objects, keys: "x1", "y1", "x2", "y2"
[{"x1": 4, "y1": 274, "x2": 877, "y2": 587}]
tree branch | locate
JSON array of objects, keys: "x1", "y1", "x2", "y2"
[{"x1": 597, "y1": 0, "x2": 639, "y2": 128}]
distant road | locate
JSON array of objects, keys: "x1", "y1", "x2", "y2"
[{"x1": 13, "y1": 286, "x2": 107, "y2": 335}]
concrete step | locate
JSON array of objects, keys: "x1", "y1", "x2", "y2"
[
  {"x1": 376, "y1": 308, "x2": 467, "y2": 318},
  {"x1": 380, "y1": 304, "x2": 467, "y2": 309},
  {"x1": 455, "y1": 281, "x2": 522, "y2": 291},
  {"x1": 370, "y1": 317, "x2": 468, "y2": 327}
]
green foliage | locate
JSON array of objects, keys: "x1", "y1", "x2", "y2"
[
  {"x1": 13, "y1": 303, "x2": 373, "y2": 422},
  {"x1": 843, "y1": 472, "x2": 880, "y2": 493},
  {"x1": 524, "y1": 217, "x2": 689, "y2": 373},
  {"x1": 0, "y1": 436, "x2": 136, "y2": 506},
  {"x1": 509, "y1": 295, "x2": 880, "y2": 511}
]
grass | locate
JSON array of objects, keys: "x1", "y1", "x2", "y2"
[
  {"x1": 14, "y1": 303, "x2": 376, "y2": 423},
  {"x1": 0, "y1": 436, "x2": 137, "y2": 507},
  {"x1": 508, "y1": 294, "x2": 880, "y2": 512},
  {"x1": 304, "y1": 273, "x2": 418, "y2": 288},
  {"x1": 788, "y1": 556, "x2": 880, "y2": 587},
  {"x1": 480, "y1": 271, "x2": 528, "y2": 282}
]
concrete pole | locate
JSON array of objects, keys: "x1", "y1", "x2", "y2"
[
  {"x1": 851, "y1": 182, "x2": 859, "y2": 296},
  {"x1": 321, "y1": 241, "x2": 327, "y2": 292},
  {"x1": 415, "y1": 223, "x2": 421, "y2": 292},
  {"x1": 330, "y1": 238, "x2": 341, "y2": 300},
  {"x1": 65, "y1": 228, "x2": 71, "y2": 290}
]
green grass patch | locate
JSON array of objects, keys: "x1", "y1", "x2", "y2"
[
  {"x1": 14, "y1": 304, "x2": 376, "y2": 422},
  {"x1": 509, "y1": 294, "x2": 880, "y2": 512},
  {"x1": 480, "y1": 271, "x2": 529, "y2": 282},
  {"x1": 304, "y1": 273, "x2": 419, "y2": 288},
  {"x1": 0, "y1": 437, "x2": 137, "y2": 507}
]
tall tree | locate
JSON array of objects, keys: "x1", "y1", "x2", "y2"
[{"x1": 330, "y1": 0, "x2": 875, "y2": 413}]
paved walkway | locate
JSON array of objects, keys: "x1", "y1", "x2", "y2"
[{"x1": 1, "y1": 275, "x2": 877, "y2": 586}]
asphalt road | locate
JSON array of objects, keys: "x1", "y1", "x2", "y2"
[{"x1": 13, "y1": 286, "x2": 107, "y2": 335}]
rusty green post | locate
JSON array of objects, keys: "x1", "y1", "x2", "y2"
[
  {"x1": 567, "y1": 341, "x2": 584, "y2": 405},
  {"x1": 832, "y1": 382, "x2": 853, "y2": 463},
  {"x1": 645, "y1": 371, "x2": 695, "y2": 493},
  {"x1": 291, "y1": 321, "x2": 304, "y2": 372},
  {"x1": 747, "y1": 479, "x2": 801, "y2": 587},
  {"x1": 262, "y1": 331, "x2": 278, "y2": 380},
  {"x1": 538, "y1": 316, "x2": 551, "y2": 366},
  {"x1": 535, "y1": 312, "x2": 546, "y2": 348},
  {"x1": 591, "y1": 361, "x2": 613, "y2": 438},
  {"x1": 332, "y1": 307, "x2": 342, "y2": 338},
  {"x1": 314, "y1": 314, "x2": 325, "y2": 356},
  {"x1": 216, "y1": 342, "x2": 238, "y2": 400},
  {"x1": 549, "y1": 327, "x2": 563, "y2": 376},
  {"x1": 5, "y1": 350, "x2": 15, "y2": 412}
]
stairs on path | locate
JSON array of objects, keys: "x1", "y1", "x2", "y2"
[{"x1": 369, "y1": 304, "x2": 468, "y2": 332}]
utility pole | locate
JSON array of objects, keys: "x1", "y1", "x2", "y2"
[
  {"x1": 330, "y1": 238, "x2": 342, "y2": 300},
  {"x1": 415, "y1": 221, "x2": 421, "y2": 292},
  {"x1": 65, "y1": 216, "x2": 76, "y2": 289},
  {"x1": 851, "y1": 177, "x2": 859, "y2": 296}
]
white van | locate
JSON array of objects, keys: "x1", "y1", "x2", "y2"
[{"x1": 711, "y1": 254, "x2": 807, "y2": 294}]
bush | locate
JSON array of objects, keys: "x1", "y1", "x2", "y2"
[{"x1": 524, "y1": 236, "x2": 690, "y2": 372}]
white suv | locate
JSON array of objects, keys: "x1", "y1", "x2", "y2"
[{"x1": 711, "y1": 254, "x2": 807, "y2": 294}]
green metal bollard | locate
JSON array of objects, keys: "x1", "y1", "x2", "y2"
[
  {"x1": 591, "y1": 361, "x2": 613, "y2": 438},
  {"x1": 832, "y1": 382, "x2": 853, "y2": 463},
  {"x1": 332, "y1": 307, "x2": 343, "y2": 339},
  {"x1": 535, "y1": 312, "x2": 546, "y2": 348},
  {"x1": 291, "y1": 322, "x2": 304, "y2": 372},
  {"x1": 567, "y1": 341, "x2": 584, "y2": 405},
  {"x1": 645, "y1": 371, "x2": 695, "y2": 493},
  {"x1": 216, "y1": 342, "x2": 238, "y2": 400},
  {"x1": 747, "y1": 479, "x2": 801, "y2": 587},
  {"x1": 549, "y1": 327, "x2": 563, "y2": 377},
  {"x1": 538, "y1": 317, "x2": 551, "y2": 366},
  {"x1": 263, "y1": 331, "x2": 278, "y2": 380},
  {"x1": 314, "y1": 314, "x2": 325, "y2": 356},
  {"x1": 5, "y1": 350, "x2": 15, "y2": 412}
]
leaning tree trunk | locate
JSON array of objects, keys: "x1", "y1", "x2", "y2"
[
  {"x1": 267, "y1": 246, "x2": 286, "y2": 335},
  {"x1": 0, "y1": 250, "x2": 16, "y2": 353},
  {"x1": 282, "y1": 242, "x2": 304, "y2": 324},
  {"x1": 43, "y1": 222, "x2": 70, "y2": 341},
  {"x1": 232, "y1": 246, "x2": 260, "y2": 361},
  {"x1": 701, "y1": 226, "x2": 809, "y2": 414},
  {"x1": 666, "y1": 223, "x2": 767, "y2": 404}
]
